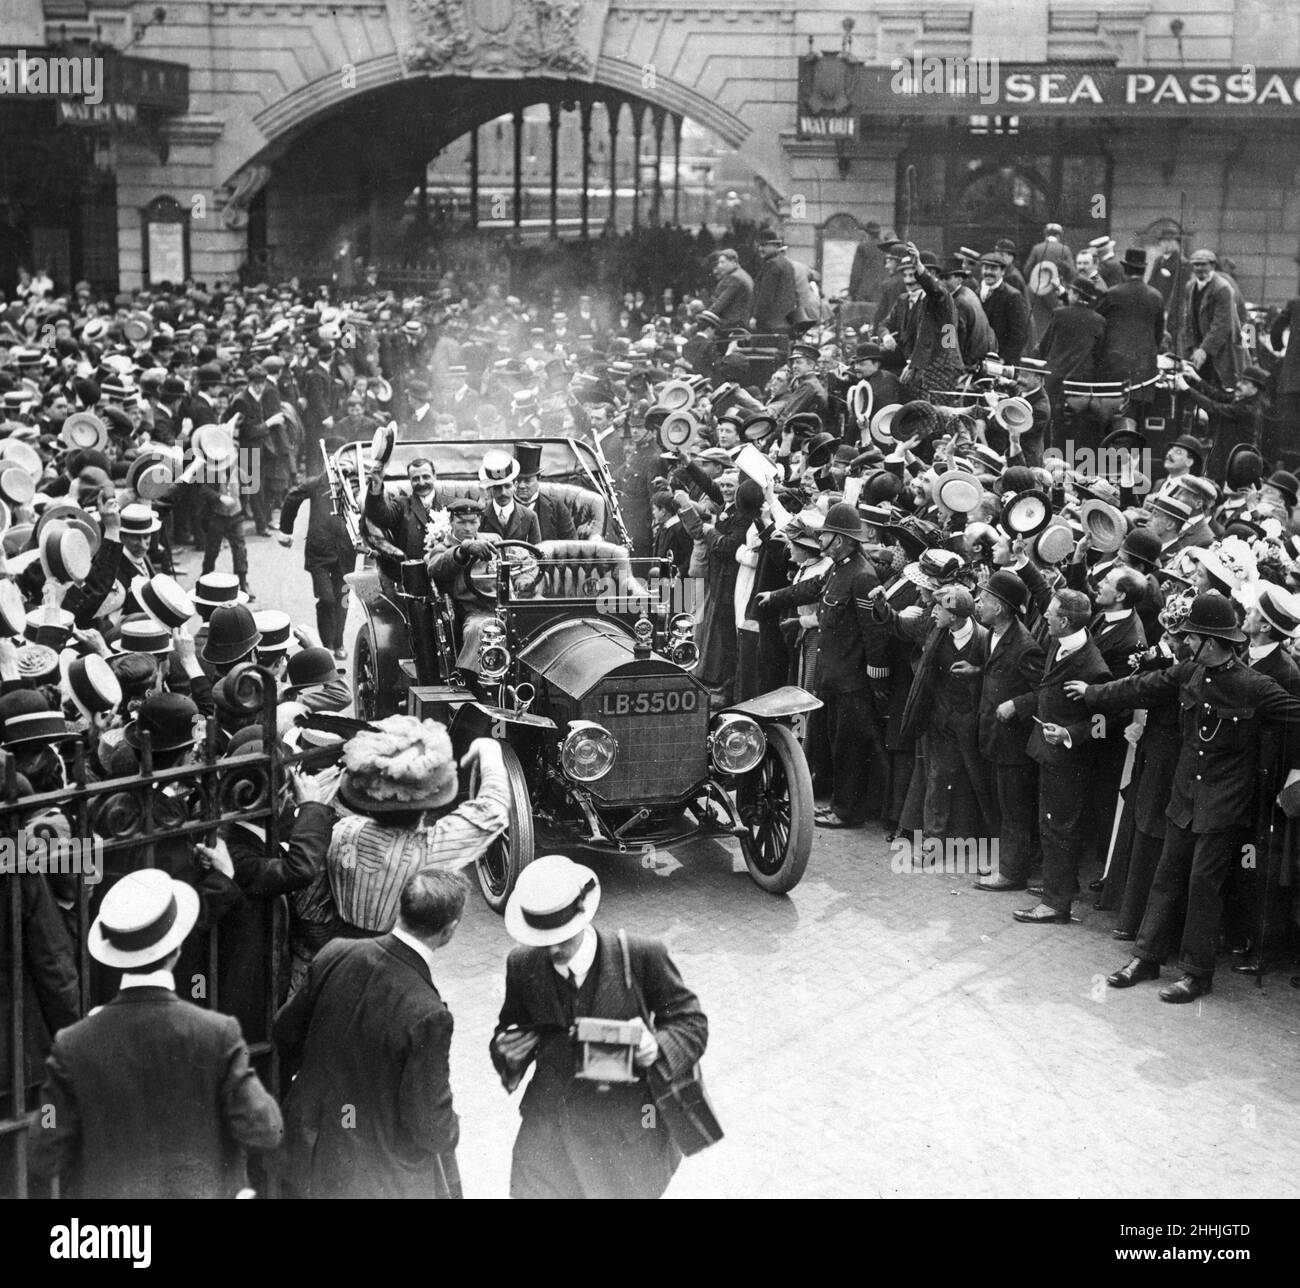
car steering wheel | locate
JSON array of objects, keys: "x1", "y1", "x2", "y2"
[{"x1": 468, "y1": 539, "x2": 545, "y2": 597}]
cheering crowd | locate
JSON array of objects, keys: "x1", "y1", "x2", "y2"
[{"x1": 3, "y1": 211, "x2": 1300, "y2": 1196}]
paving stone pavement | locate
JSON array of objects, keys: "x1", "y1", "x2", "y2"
[{"x1": 226, "y1": 533, "x2": 1300, "y2": 1199}]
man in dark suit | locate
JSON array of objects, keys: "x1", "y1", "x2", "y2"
[
  {"x1": 1148, "y1": 228, "x2": 1188, "y2": 344},
  {"x1": 852, "y1": 341, "x2": 905, "y2": 428},
  {"x1": 513, "y1": 441, "x2": 576, "y2": 543},
  {"x1": 478, "y1": 448, "x2": 542, "y2": 545},
  {"x1": 750, "y1": 228, "x2": 802, "y2": 335},
  {"x1": 973, "y1": 570, "x2": 1045, "y2": 892},
  {"x1": 978, "y1": 253, "x2": 1030, "y2": 364},
  {"x1": 280, "y1": 458, "x2": 358, "y2": 656},
  {"x1": 651, "y1": 491, "x2": 693, "y2": 574},
  {"x1": 274, "y1": 870, "x2": 467, "y2": 1198},
  {"x1": 939, "y1": 258, "x2": 994, "y2": 369},
  {"x1": 1035, "y1": 276, "x2": 1106, "y2": 433},
  {"x1": 706, "y1": 247, "x2": 754, "y2": 328},
  {"x1": 1096, "y1": 249, "x2": 1165, "y2": 410},
  {"x1": 28, "y1": 869, "x2": 282, "y2": 1198},
  {"x1": 491, "y1": 855, "x2": 708, "y2": 1199},
  {"x1": 1025, "y1": 223, "x2": 1076, "y2": 288},
  {"x1": 364, "y1": 455, "x2": 442, "y2": 565},
  {"x1": 1184, "y1": 249, "x2": 1242, "y2": 391},
  {"x1": 229, "y1": 363, "x2": 286, "y2": 535},
  {"x1": 1014, "y1": 589, "x2": 1113, "y2": 923}
]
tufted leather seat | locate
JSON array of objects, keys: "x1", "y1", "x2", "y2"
[{"x1": 535, "y1": 539, "x2": 634, "y2": 599}]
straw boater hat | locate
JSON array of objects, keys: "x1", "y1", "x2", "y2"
[
  {"x1": 337, "y1": 715, "x2": 459, "y2": 814},
  {"x1": 131, "y1": 574, "x2": 195, "y2": 630},
  {"x1": 89, "y1": 869, "x2": 200, "y2": 969},
  {"x1": 504, "y1": 853, "x2": 602, "y2": 947},
  {"x1": 60, "y1": 650, "x2": 123, "y2": 721}
]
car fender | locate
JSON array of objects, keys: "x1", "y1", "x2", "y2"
[
  {"x1": 722, "y1": 684, "x2": 823, "y2": 723},
  {"x1": 348, "y1": 566, "x2": 411, "y2": 718},
  {"x1": 450, "y1": 700, "x2": 558, "y2": 749}
]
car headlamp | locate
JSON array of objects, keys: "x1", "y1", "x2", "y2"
[
  {"x1": 708, "y1": 713, "x2": 766, "y2": 775},
  {"x1": 561, "y1": 720, "x2": 618, "y2": 782},
  {"x1": 478, "y1": 618, "x2": 511, "y2": 681}
]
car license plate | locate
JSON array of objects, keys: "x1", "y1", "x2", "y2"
[{"x1": 597, "y1": 688, "x2": 701, "y2": 717}]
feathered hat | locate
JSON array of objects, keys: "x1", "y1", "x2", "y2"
[{"x1": 337, "y1": 715, "x2": 459, "y2": 814}]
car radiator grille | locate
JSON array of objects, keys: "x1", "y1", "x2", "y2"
[{"x1": 580, "y1": 675, "x2": 709, "y2": 803}]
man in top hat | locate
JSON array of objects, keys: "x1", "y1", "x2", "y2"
[
  {"x1": 490, "y1": 853, "x2": 708, "y2": 1199},
  {"x1": 938, "y1": 257, "x2": 994, "y2": 369},
  {"x1": 1184, "y1": 248, "x2": 1242, "y2": 392},
  {"x1": 478, "y1": 448, "x2": 542, "y2": 545},
  {"x1": 1071, "y1": 591, "x2": 1300, "y2": 1002},
  {"x1": 750, "y1": 229, "x2": 802, "y2": 336},
  {"x1": 1090, "y1": 233, "x2": 1123, "y2": 287},
  {"x1": 972, "y1": 569, "x2": 1046, "y2": 892},
  {"x1": 707, "y1": 247, "x2": 754, "y2": 329},
  {"x1": 512, "y1": 442, "x2": 575, "y2": 543},
  {"x1": 1175, "y1": 361, "x2": 1265, "y2": 479},
  {"x1": 1095, "y1": 249, "x2": 1165, "y2": 406},
  {"x1": 28, "y1": 868, "x2": 283, "y2": 1197},
  {"x1": 978, "y1": 253, "x2": 1031, "y2": 365},
  {"x1": 274, "y1": 868, "x2": 469, "y2": 1198}
]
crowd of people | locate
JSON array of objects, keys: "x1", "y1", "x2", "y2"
[{"x1": 3, "y1": 209, "x2": 1300, "y2": 1196}]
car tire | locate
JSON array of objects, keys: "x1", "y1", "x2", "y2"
[
  {"x1": 736, "y1": 723, "x2": 813, "y2": 894},
  {"x1": 474, "y1": 741, "x2": 536, "y2": 913}
]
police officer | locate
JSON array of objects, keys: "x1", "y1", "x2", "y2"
[
  {"x1": 1067, "y1": 592, "x2": 1300, "y2": 1003},
  {"x1": 759, "y1": 502, "x2": 888, "y2": 829}
]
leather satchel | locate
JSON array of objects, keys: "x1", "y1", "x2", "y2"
[{"x1": 617, "y1": 928, "x2": 723, "y2": 1157}]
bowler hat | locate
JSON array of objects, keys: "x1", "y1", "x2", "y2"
[
  {"x1": 284, "y1": 646, "x2": 339, "y2": 695},
  {"x1": 1121, "y1": 528, "x2": 1163, "y2": 569},
  {"x1": 984, "y1": 569, "x2": 1029, "y2": 614},
  {"x1": 1121, "y1": 248, "x2": 1147, "y2": 271},
  {"x1": 1265, "y1": 470, "x2": 1299, "y2": 508},
  {"x1": 1167, "y1": 434, "x2": 1205, "y2": 471},
  {"x1": 1068, "y1": 277, "x2": 1102, "y2": 305},
  {"x1": 1224, "y1": 444, "x2": 1264, "y2": 491}
]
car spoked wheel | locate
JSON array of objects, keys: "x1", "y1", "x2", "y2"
[
  {"x1": 736, "y1": 724, "x2": 813, "y2": 894},
  {"x1": 352, "y1": 628, "x2": 378, "y2": 722},
  {"x1": 474, "y1": 742, "x2": 536, "y2": 913}
]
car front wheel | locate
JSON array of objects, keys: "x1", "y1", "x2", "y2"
[
  {"x1": 473, "y1": 742, "x2": 536, "y2": 913},
  {"x1": 736, "y1": 723, "x2": 813, "y2": 894}
]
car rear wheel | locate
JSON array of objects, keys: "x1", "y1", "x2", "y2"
[
  {"x1": 736, "y1": 723, "x2": 813, "y2": 894},
  {"x1": 474, "y1": 742, "x2": 536, "y2": 913},
  {"x1": 352, "y1": 626, "x2": 378, "y2": 722}
]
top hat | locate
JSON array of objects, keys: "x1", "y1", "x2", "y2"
[
  {"x1": 984, "y1": 568, "x2": 1029, "y2": 614},
  {"x1": 478, "y1": 448, "x2": 519, "y2": 486},
  {"x1": 123, "y1": 691, "x2": 201, "y2": 752},
  {"x1": 201, "y1": 604, "x2": 262, "y2": 666},
  {"x1": 1121, "y1": 248, "x2": 1148, "y2": 271},
  {"x1": 1080, "y1": 499, "x2": 1128, "y2": 552},
  {"x1": 1100, "y1": 422, "x2": 1146, "y2": 451},
  {"x1": 1171, "y1": 590, "x2": 1245, "y2": 642},
  {"x1": 88, "y1": 868, "x2": 200, "y2": 969},
  {"x1": 514, "y1": 441, "x2": 545, "y2": 478},
  {"x1": 503, "y1": 852, "x2": 602, "y2": 947}
]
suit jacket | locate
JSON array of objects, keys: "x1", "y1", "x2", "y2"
[
  {"x1": 522, "y1": 489, "x2": 577, "y2": 543},
  {"x1": 230, "y1": 383, "x2": 281, "y2": 446},
  {"x1": 1089, "y1": 609, "x2": 1146, "y2": 677},
  {"x1": 491, "y1": 929, "x2": 707, "y2": 1200},
  {"x1": 951, "y1": 285, "x2": 994, "y2": 366},
  {"x1": 1036, "y1": 303, "x2": 1105, "y2": 386},
  {"x1": 364, "y1": 485, "x2": 439, "y2": 561},
  {"x1": 1270, "y1": 298, "x2": 1300, "y2": 395},
  {"x1": 1095, "y1": 278, "x2": 1165, "y2": 385},
  {"x1": 653, "y1": 516, "x2": 693, "y2": 574},
  {"x1": 481, "y1": 501, "x2": 542, "y2": 545},
  {"x1": 752, "y1": 253, "x2": 801, "y2": 333},
  {"x1": 29, "y1": 986, "x2": 282, "y2": 1198},
  {"x1": 981, "y1": 282, "x2": 1031, "y2": 364},
  {"x1": 977, "y1": 618, "x2": 1046, "y2": 765},
  {"x1": 1185, "y1": 271, "x2": 1242, "y2": 383},
  {"x1": 708, "y1": 267, "x2": 754, "y2": 327},
  {"x1": 1026, "y1": 636, "x2": 1112, "y2": 767},
  {"x1": 274, "y1": 933, "x2": 460, "y2": 1198}
]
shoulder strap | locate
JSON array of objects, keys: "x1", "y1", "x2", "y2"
[{"x1": 617, "y1": 928, "x2": 648, "y2": 1024}]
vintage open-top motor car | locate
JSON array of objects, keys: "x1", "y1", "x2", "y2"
[{"x1": 328, "y1": 433, "x2": 822, "y2": 909}]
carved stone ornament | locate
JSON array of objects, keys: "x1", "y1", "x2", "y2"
[{"x1": 404, "y1": 0, "x2": 594, "y2": 77}]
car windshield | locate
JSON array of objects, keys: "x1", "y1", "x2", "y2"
[{"x1": 341, "y1": 434, "x2": 609, "y2": 487}]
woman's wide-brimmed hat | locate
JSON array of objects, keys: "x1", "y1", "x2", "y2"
[
  {"x1": 337, "y1": 715, "x2": 459, "y2": 814},
  {"x1": 504, "y1": 853, "x2": 602, "y2": 947}
]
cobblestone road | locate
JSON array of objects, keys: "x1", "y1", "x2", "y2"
[{"x1": 219, "y1": 533, "x2": 1300, "y2": 1199}]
